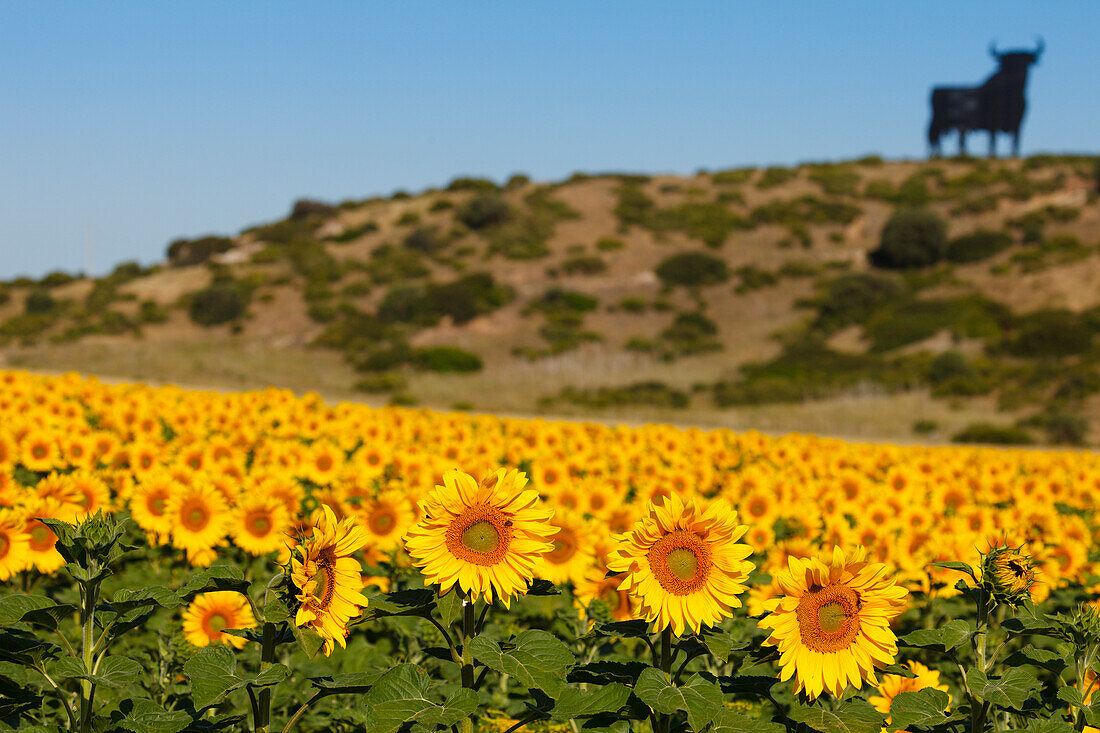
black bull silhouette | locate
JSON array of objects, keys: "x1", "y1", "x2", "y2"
[{"x1": 928, "y1": 38, "x2": 1044, "y2": 157}]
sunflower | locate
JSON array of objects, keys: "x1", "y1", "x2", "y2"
[
  {"x1": 869, "y1": 659, "x2": 950, "y2": 722},
  {"x1": 0, "y1": 509, "x2": 30, "y2": 580},
  {"x1": 358, "y1": 489, "x2": 414, "y2": 553},
  {"x1": 181, "y1": 591, "x2": 257, "y2": 649},
  {"x1": 68, "y1": 470, "x2": 113, "y2": 518},
  {"x1": 166, "y1": 480, "x2": 230, "y2": 555},
  {"x1": 537, "y1": 510, "x2": 595, "y2": 587},
  {"x1": 404, "y1": 467, "x2": 556, "y2": 607},
  {"x1": 232, "y1": 494, "x2": 290, "y2": 556},
  {"x1": 290, "y1": 505, "x2": 370, "y2": 656},
  {"x1": 607, "y1": 494, "x2": 755, "y2": 636},
  {"x1": 758, "y1": 546, "x2": 908, "y2": 699},
  {"x1": 129, "y1": 471, "x2": 179, "y2": 541},
  {"x1": 20, "y1": 429, "x2": 61, "y2": 472},
  {"x1": 20, "y1": 498, "x2": 67, "y2": 574}
]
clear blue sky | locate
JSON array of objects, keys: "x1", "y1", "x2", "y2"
[{"x1": 2, "y1": 2, "x2": 1096, "y2": 279}]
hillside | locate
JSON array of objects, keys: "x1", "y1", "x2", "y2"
[{"x1": 2, "y1": 155, "x2": 1100, "y2": 444}]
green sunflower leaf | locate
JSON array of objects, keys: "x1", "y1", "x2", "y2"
[
  {"x1": 888, "y1": 688, "x2": 951, "y2": 730},
  {"x1": 899, "y1": 619, "x2": 972, "y2": 652},
  {"x1": 549, "y1": 683, "x2": 633, "y2": 721},
  {"x1": 633, "y1": 668, "x2": 723, "y2": 732},
  {"x1": 787, "y1": 697, "x2": 884, "y2": 733},
  {"x1": 469, "y1": 629, "x2": 575, "y2": 696},
  {"x1": 360, "y1": 664, "x2": 477, "y2": 733}
]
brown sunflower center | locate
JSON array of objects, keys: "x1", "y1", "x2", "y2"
[
  {"x1": 181, "y1": 501, "x2": 210, "y2": 532},
  {"x1": 445, "y1": 505, "x2": 513, "y2": 566},
  {"x1": 369, "y1": 508, "x2": 396, "y2": 535},
  {"x1": 796, "y1": 584, "x2": 862, "y2": 653},
  {"x1": 149, "y1": 495, "x2": 167, "y2": 515},
  {"x1": 546, "y1": 527, "x2": 577, "y2": 565},
  {"x1": 311, "y1": 554, "x2": 337, "y2": 609},
  {"x1": 32, "y1": 445, "x2": 48, "y2": 459},
  {"x1": 647, "y1": 530, "x2": 711, "y2": 595},
  {"x1": 29, "y1": 523, "x2": 55, "y2": 552},
  {"x1": 207, "y1": 613, "x2": 228, "y2": 633},
  {"x1": 247, "y1": 512, "x2": 272, "y2": 537}
]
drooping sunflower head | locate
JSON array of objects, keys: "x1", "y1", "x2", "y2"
[
  {"x1": 403, "y1": 467, "x2": 556, "y2": 607},
  {"x1": 181, "y1": 591, "x2": 257, "y2": 650},
  {"x1": 759, "y1": 546, "x2": 909, "y2": 700},
  {"x1": 290, "y1": 505, "x2": 369, "y2": 656},
  {"x1": 606, "y1": 493, "x2": 755, "y2": 637}
]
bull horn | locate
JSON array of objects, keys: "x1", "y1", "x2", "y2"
[
  {"x1": 1034, "y1": 35, "x2": 1045, "y2": 57},
  {"x1": 989, "y1": 39, "x2": 1000, "y2": 59}
]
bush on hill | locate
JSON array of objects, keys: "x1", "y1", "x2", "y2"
[
  {"x1": 458, "y1": 194, "x2": 511, "y2": 230},
  {"x1": 868, "y1": 209, "x2": 947, "y2": 269},
  {"x1": 655, "y1": 252, "x2": 730, "y2": 287},
  {"x1": 167, "y1": 236, "x2": 234, "y2": 267},
  {"x1": 188, "y1": 284, "x2": 248, "y2": 326},
  {"x1": 945, "y1": 230, "x2": 1014, "y2": 263}
]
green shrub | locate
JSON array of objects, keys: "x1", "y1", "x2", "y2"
[
  {"x1": 353, "y1": 372, "x2": 408, "y2": 393},
  {"x1": 289, "y1": 199, "x2": 336, "y2": 220},
  {"x1": 25, "y1": 289, "x2": 56, "y2": 314},
  {"x1": 734, "y1": 265, "x2": 778, "y2": 294},
  {"x1": 458, "y1": 194, "x2": 510, "y2": 230},
  {"x1": 807, "y1": 166, "x2": 861, "y2": 196},
  {"x1": 951, "y1": 422, "x2": 1034, "y2": 445},
  {"x1": 618, "y1": 297, "x2": 647, "y2": 313},
  {"x1": 655, "y1": 252, "x2": 730, "y2": 287},
  {"x1": 652, "y1": 202, "x2": 751, "y2": 247},
  {"x1": 546, "y1": 381, "x2": 689, "y2": 409},
  {"x1": 395, "y1": 211, "x2": 421, "y2": 226},
  {"x1": 428, "y1": 198, "x2": 454, "y2": 212},
  {"x1": 326, "y1": 221, "x2": 378, "y2": 243},
  {"x1": 413, "y1": 346, "x2": 483, "y2": 373},
  {"x1": 613, "y1": 182, "x2": 656, "y2": 229},
  {"x1": 863, "y1": 295, "x2": 1008, "y2": 352},
  {"x1": 527, "y1": 288, "x2": 598, "y2": 314},
  {"x1": 808, "y1": 273, "x2": 903, "y2": 332},
  {"x1": 188, "y1": 284, "x2": 247, "y2": 326},
  {"x1": 711, "y1": 168, "x2": 753, "y2": 185},
  {"x1": 167, "y1": 236, "x2": 234, "y2": 266},
  {"x1": 912, "y1": 419, "x2": 938, "y2": 435},
  {"x1": 560, "y1": 255, "x2": 607, "y2": 275},
  {"x1": 1002, "y1": 309, "x2": 1094, "y2": 357},
  {"x1": 750, "y1": 197, "x2": 860, "y2": 227},
  {"x1": 869, "y1": 209, "x2": 947, "y2": 269},
  {"x1": 927, "y1": 351, "x2": 970, "y2": 384},
  {"x1": 505, "y1": 173, "x2": 530, "y2": 190},
  {"x1": 945, "y1": 230, "x2": 1013, "y2": 263},
  {"x1": 596, "y1": 237, "x2": 624, "y2": 251},
  {"x1": 446, "y1": 177, "x2": 499, "y2": 193},
  {"x1": 403, "y1": 227, "x2": 444, "y2": 254},
  {"x1": 659, "y1": 312, "x2": 722, "y2": 357},
  {"x1": 1025, "y1": 410, "x2": 1088, "y2": 446},
  {"x1": 139, "y1": 300, "x2": 168, "y2": 324},
  {"x1": 39, "y1": 271, "x2": 78, "y2": 288},
  {"x1": 377, "y1": 273, "x2": 514, "y2": 326},
  {"x1": 757, "y1": 167, "x2": 796, "y2": 189}
]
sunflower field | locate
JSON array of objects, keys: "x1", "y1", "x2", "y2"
[{"x1": 2, "y1": 369, "x2": 1100, "y2": 733}]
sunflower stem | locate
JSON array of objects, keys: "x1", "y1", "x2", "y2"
[
  {"x1": 461, "y1": 599, "x2": 477, "y2": 733},
  {"x1": 658, "y1": 627, "x2": 673, "y2": 733},
  {"x1": 255, "y1": 621, "x2": 277, "y2": 733}
]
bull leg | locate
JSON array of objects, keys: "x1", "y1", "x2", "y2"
[
  {"x1": 988, "y1": 131, "x2": 997, "y2": 158},
  {"x1": 1012, "y1": 130, "x2": 1020, "y2": 158},
  {"x1": 958, "y1": 130, "x2": 967, "y2": 157}
]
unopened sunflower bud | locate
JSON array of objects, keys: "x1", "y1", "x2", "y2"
[
  {"x1": 980, "y1": 544, "x2": 1036, "y2": 605},
  {"x1": 1075, "y1": 602, "x2": 1100, "y2": 643}
]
